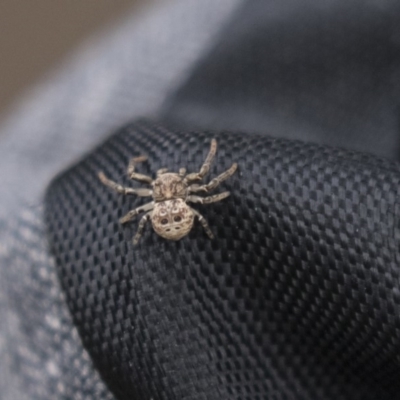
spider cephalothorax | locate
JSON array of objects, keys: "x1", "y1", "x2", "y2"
[{"x1": 98, "y1": 139, "x2": 237, "y2": 244}]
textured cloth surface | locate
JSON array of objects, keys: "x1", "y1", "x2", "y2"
[
  {"x1": 0, "y1": 208, "x2": 115, "y2": 400},
  {"x1": 164, "y1": 0, "x2": 400, "y2": 160},
  {"x1": 0, "y1": 1, "x2": 241, "y2": 398},
  {"x1": 3, "y1": 0, "x2": 400, "y2": 398},
  {"x1": 46, "y1": 120, "x2": 400, "y2": 400}
]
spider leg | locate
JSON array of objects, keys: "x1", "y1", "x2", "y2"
[
  {"x1": 188, "y1": 163, "x2": 237, "y2": 193},
  {"x1": 157, "y1": 168, "x2": 168, "y2": 177},
  {"x1": 98, "y1": 172, "x2": 153, "y2": 196},
  {"x1": 127, "y1": 156, "x2": 153, "y2": 184},
  {"x1": 187, "y1": 192, "x2": 230, "y2": 204},
  {"x1": 184, "y1": 139, "x2": 217, "y2": 183},
  {"x1": 191, "y1": 208, "x2": 214, "y2": 239},
  {"x1": 133, "y1": 211, "x2": 152, "y2": 244},
  {"x1": 179, "y1": 168, "x2": 186, "y2": 177},
  {"x1": 120, "y1": 202, "x2": 154, "y2": 224}
]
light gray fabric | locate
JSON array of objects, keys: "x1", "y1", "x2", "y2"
[
  {"x1": 0, "y1": 208, "x2": 116, "y2": 400},
  {"x1": 0, "y1": 0, "x2": 242, "y2": 398},
  {"x1": 0, "y1": 0, "x2": 241, "y2": 218}
]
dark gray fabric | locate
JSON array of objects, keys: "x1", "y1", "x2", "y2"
[
  {"x1": 163, "y1": 0, "x2": 400, "y2": 160},
  {"x1": 45, "y1": 120, "x2": 400, "y2": 399}
]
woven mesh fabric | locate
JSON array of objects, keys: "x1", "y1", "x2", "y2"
[
  {"x1": 0, "y1": 207, "x2": 115, "y2": 400},
  {"x1": 45, "y1": 120, "x2": 400, "y2": 400}
]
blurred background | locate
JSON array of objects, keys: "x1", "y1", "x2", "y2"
[{"x1": 0, "y1": 0, "x2": 149, "y2": 122}]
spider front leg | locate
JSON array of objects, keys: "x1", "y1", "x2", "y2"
[
  {"x1": 187, "y1": 192, "x2": 230, "y2": 204},
  {"x1": 184, "y1": 139, "x2": 217, "y2": 183},
  {"x1": 120, "y1": 201, "x2": 154, "y2": 224},
  {"x1": 179, "y1": 168, "x2": 186, "y2": 177},
  {"x1": 157, "y1": 168, "x2": 168, "y2": 177},
  {"x1": 98, "y1": 172, "x2": 153, "y2": 196},
  {"x1": 133, "y1": 211, "x2": 152, "y2": 244},
  {"x1": 188, "y1": 163, "x2": 237, "y2": 194},
  {"x1": 127, "y1": 156, "x2": 153, "y2": 184}
]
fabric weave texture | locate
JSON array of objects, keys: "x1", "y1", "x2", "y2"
[{"x1": 45, "y1": 120, "x2": 400, "y2": 400}]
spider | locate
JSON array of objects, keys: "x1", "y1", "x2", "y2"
[{"x1": 98, "y1": 139, "x2": 237, "y2": 244}]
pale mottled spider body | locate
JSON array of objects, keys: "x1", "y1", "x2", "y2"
[
  {"x1": 152, "y1": 199, "x2": 194, "y2": 240},
  {"x1": 98, "y1": 139, "x2": 237, "y2": 244}
]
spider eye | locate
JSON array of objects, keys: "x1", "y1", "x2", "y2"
[
  {"x1": 174, "y1": 216, "x2": 182, "y2": 222},
  {"x1": 161, "y1": 219, "x2": 168, "y2": 225}
]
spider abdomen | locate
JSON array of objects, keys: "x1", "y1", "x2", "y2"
[{"x1": 151, "y1": 199, "x2": 194, "y2": 240}]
